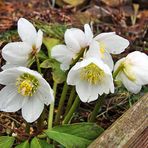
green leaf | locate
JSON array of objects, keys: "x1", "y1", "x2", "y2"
[
  {"x1": 43, "y1": 37, "x2": 60, "y2": 58},
  {"x1": 0, "y1": 136, "x2": 15, "y2": 148},
  {"x1": 40, "y1": 59, "x2": 53, "y2": 68},
  {"x1": 52, "y1": 123, "x2": 104, "y2": 140},
  {"x1": 30, "y1": 137, "x2": 53, "y2": 148},
  {"x1": 45, "y1": 123, "x2": 104, "y2": 147},
  {"x1": 51, "y1": 61, "x2": 66, "y2": 83},
  {"x1": 15, "y1": 140, "x2": 29, "y2": 148},
  {"x1": 45, "y1": 130, "x2": 91, "y2": 148},
  {"x1": 38, "y1": 50, "x2": 48, "y2": 61}
]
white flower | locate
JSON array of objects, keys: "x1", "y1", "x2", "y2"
[
  {"x1": 67, "y1": 58, "x2": 114, "y2": 102},
  {"x1": 2, "y1": 18, "x2": 43, "y2": 69},
  {"x1": 51, "y1": 28, "x2": 87, "y2": 70},
  {"x1": 0, "y1": 67, "x2": 54, "y2": 123},
  {"x1": 84, "y1": 24, "x2": 129, "y2": 70},
  {"x1": 114, "y1": 51, "x2": 148, "y2": 94}
]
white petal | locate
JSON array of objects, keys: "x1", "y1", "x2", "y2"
[
  {"x1": 51, "y1": 45, "x2": 75, "y2": 70},
  {"x1": 117, "y1": 72, "x2": 141, "y2": 94},
  {"x1": 95, "y1": 32, "x2": 129, "y2": 54},
  {"x1": 102, "y1": 51, "x2": 114, "y2": 71},
  {"x1": 38, "y1": 77, "x2": 54, "y2": 105},
  {"x1": 85, "y1": 40, "x2": 101, "y2": 59},
  {"x1": 35, "y1": 29, "x2": 43, "y2": 52},
  {"x1": 76, "y1": 80, "x2": 96, "y2": 102},
  {"x1": 0, "y1": 67, "x2": 24, "y2": 85},
  {"x1": 84, "y1": 24, "x2": 93, "y2": 45},
  {"x1": 22, "y1": 95, "x2": 44, "y2": 123},
  {"x1": 2, "y1": 62, "x2": 27, "y2": 70},
  {"x1": 18, "y1": 18, "x2": 37, "y2": 45},
  {"x1": 65, "y1": 28, "x2": 86, "y2": 53},
  {"x1": 2, "y1": 42, "x2": 31, "y2": 64},
  {"x1": 67, "y1": 68, "x2": 80, "y2": 85},
  {"x1": 0, "y1": 86, "x2": 26, "y2": 112}
]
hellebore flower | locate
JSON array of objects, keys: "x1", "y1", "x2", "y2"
[
  {"x1": 0, "y1": 67, "x2": 54, "y2": 123},
  {"x1": 84, "y1": 24, "x2": 129, "y2": 70},
  {"x1": 67, "y1": 58, "x2": 114, "y2": 102},
  {"x1": 2, "y1": 18, "x2": 43, "y2": 69},
  {"x1": 114, "y1": 51, "x2": 148, "y2": 94},
  {"x1": 51, "y1": 28, "x2": 87, "y2": 70}
]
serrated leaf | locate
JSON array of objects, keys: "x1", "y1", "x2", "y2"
[
  {"x1": 52, "y1": 123, "x2": 104, "y2": 140},
  {"x1": 15, "y1": 140, "x2": 29, "y2": 148},
  {"x1": 43, "y1": 37, "x2": 60, "y2": 58},
  {"x1": 45, "y1": 130, "x2": 91, "y2": 148},
  {"x1": 40, "y1": 59, "x2": 53, "y2": 68},
  {"x1": 30, "y1": 137, "x2": 53, "y2": 148},
  {"x1": 0, "y1": 136, "x2": 15, "y2": 148}
]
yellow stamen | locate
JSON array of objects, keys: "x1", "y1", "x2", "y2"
[
  {"x1": 80, "y1": 63, "x2": 105, "y2": 85},
  {"x1": 99, "y1": 42, "x2": 105, "y2": 58},
  {"x1": 16, "y1": 73, "x2": 39, "y2": 97}
]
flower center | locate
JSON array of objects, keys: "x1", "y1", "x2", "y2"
[
  {"x1": 80, "y1": 63, "x2": 105, "y2": 85},
  {"x1": 16, "y1": 73, "x2": 39, "y2": 97}
]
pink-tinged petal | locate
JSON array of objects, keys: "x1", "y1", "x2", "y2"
[
  {"x1": 18, "y1": 18, "x2": 37, "y2": 45},
  {"x1": 35, "y1": 29, "x2": 43, "y2": 52}
]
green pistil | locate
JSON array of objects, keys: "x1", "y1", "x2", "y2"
[
  {"x1": 16, "y1": 73, "x2": 39, "y2": 97},
  {"x1": 80, "y1": 63, "x2": 105, "y2": 85}
]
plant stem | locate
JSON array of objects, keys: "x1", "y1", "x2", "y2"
[
  {"x1": 64, "y1": 87, "x2": 76, "y2": 117},
  {"x1": 48, "y1": 82, "x2": 57, "y2": 130},
  {"x1": 37, "y1": 108, "x2": 45, "y2": 131},
  {"x1": 113, "y1": 64, "x2": 123, "y2": 79},
  {"x1": 25, "y1": 123, "x2": 30, "y2": 134},
  {"x1": 89, "y1": 96, "x2": 104, "y2": 122},
  {"x1": 63, "y1": 96, "x2": 80, "y2": 124},
  {"x1": 54, "y1": 82, "x2": 68, "y2": 125},
  {"x1": 35, "y1": 54, "x2": 41, "y2": 74}
]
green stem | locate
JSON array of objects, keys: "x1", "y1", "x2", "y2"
[
  {"x1": 48, "y1": 82, "x2": 57, "y2": 130},
  {"x1": 89, "y1": 96, "x2": 104, "y2": 122},
  {"x1": 37, "y1": 108, "x2": 46, "y2": 131},
  {"x1": 54, "y1": 82, "x2": 68, "y2": 125},
  {"x1": 64, "y1": 87, "x2": 76, "y2": 117},
  {"x1": 25, "y1": 123, "x2": 30, "y2": 134},
  {"x1": 113, "y1": 64, "x2": 122, "y2": 79},
  {"x1": 63, "y1": 96, "x2": 80, "y2": 124},
  {"x1": 35, "y1": 54, "x2": 41, "y2": 74}
]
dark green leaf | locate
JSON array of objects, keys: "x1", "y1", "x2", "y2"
[
  {"x1": 45, "y1": 130, "x2": 91, "y2": 148},
  {"x1": 43, "y1": 38, "x2": 60, "y2": 58},
  {"x1": 52, "y1": 122, "x2": 104, "y2": 140},
  {"x1": 15, "y1": 140, "x2": 29, "y2": 148},
  {"x1": 30, "y1": 137, "x2": 53, "y2": 148},
  {"x1": 38, "y1": 50, "x2": 48, "y2": 61},
  {"x1": 0, "y1": 136, "x2": 15, "y2": 148}
]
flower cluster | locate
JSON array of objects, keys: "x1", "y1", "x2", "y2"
[
  {"x1": 51, "y1": 24, "x2": 148, "y2": 102},
  {"x1": 0, "y1": 18, "x2": 148, "y2": 124},
  {"x1": 0, "y1": 18, "x2": 54, "y2": 123}
]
